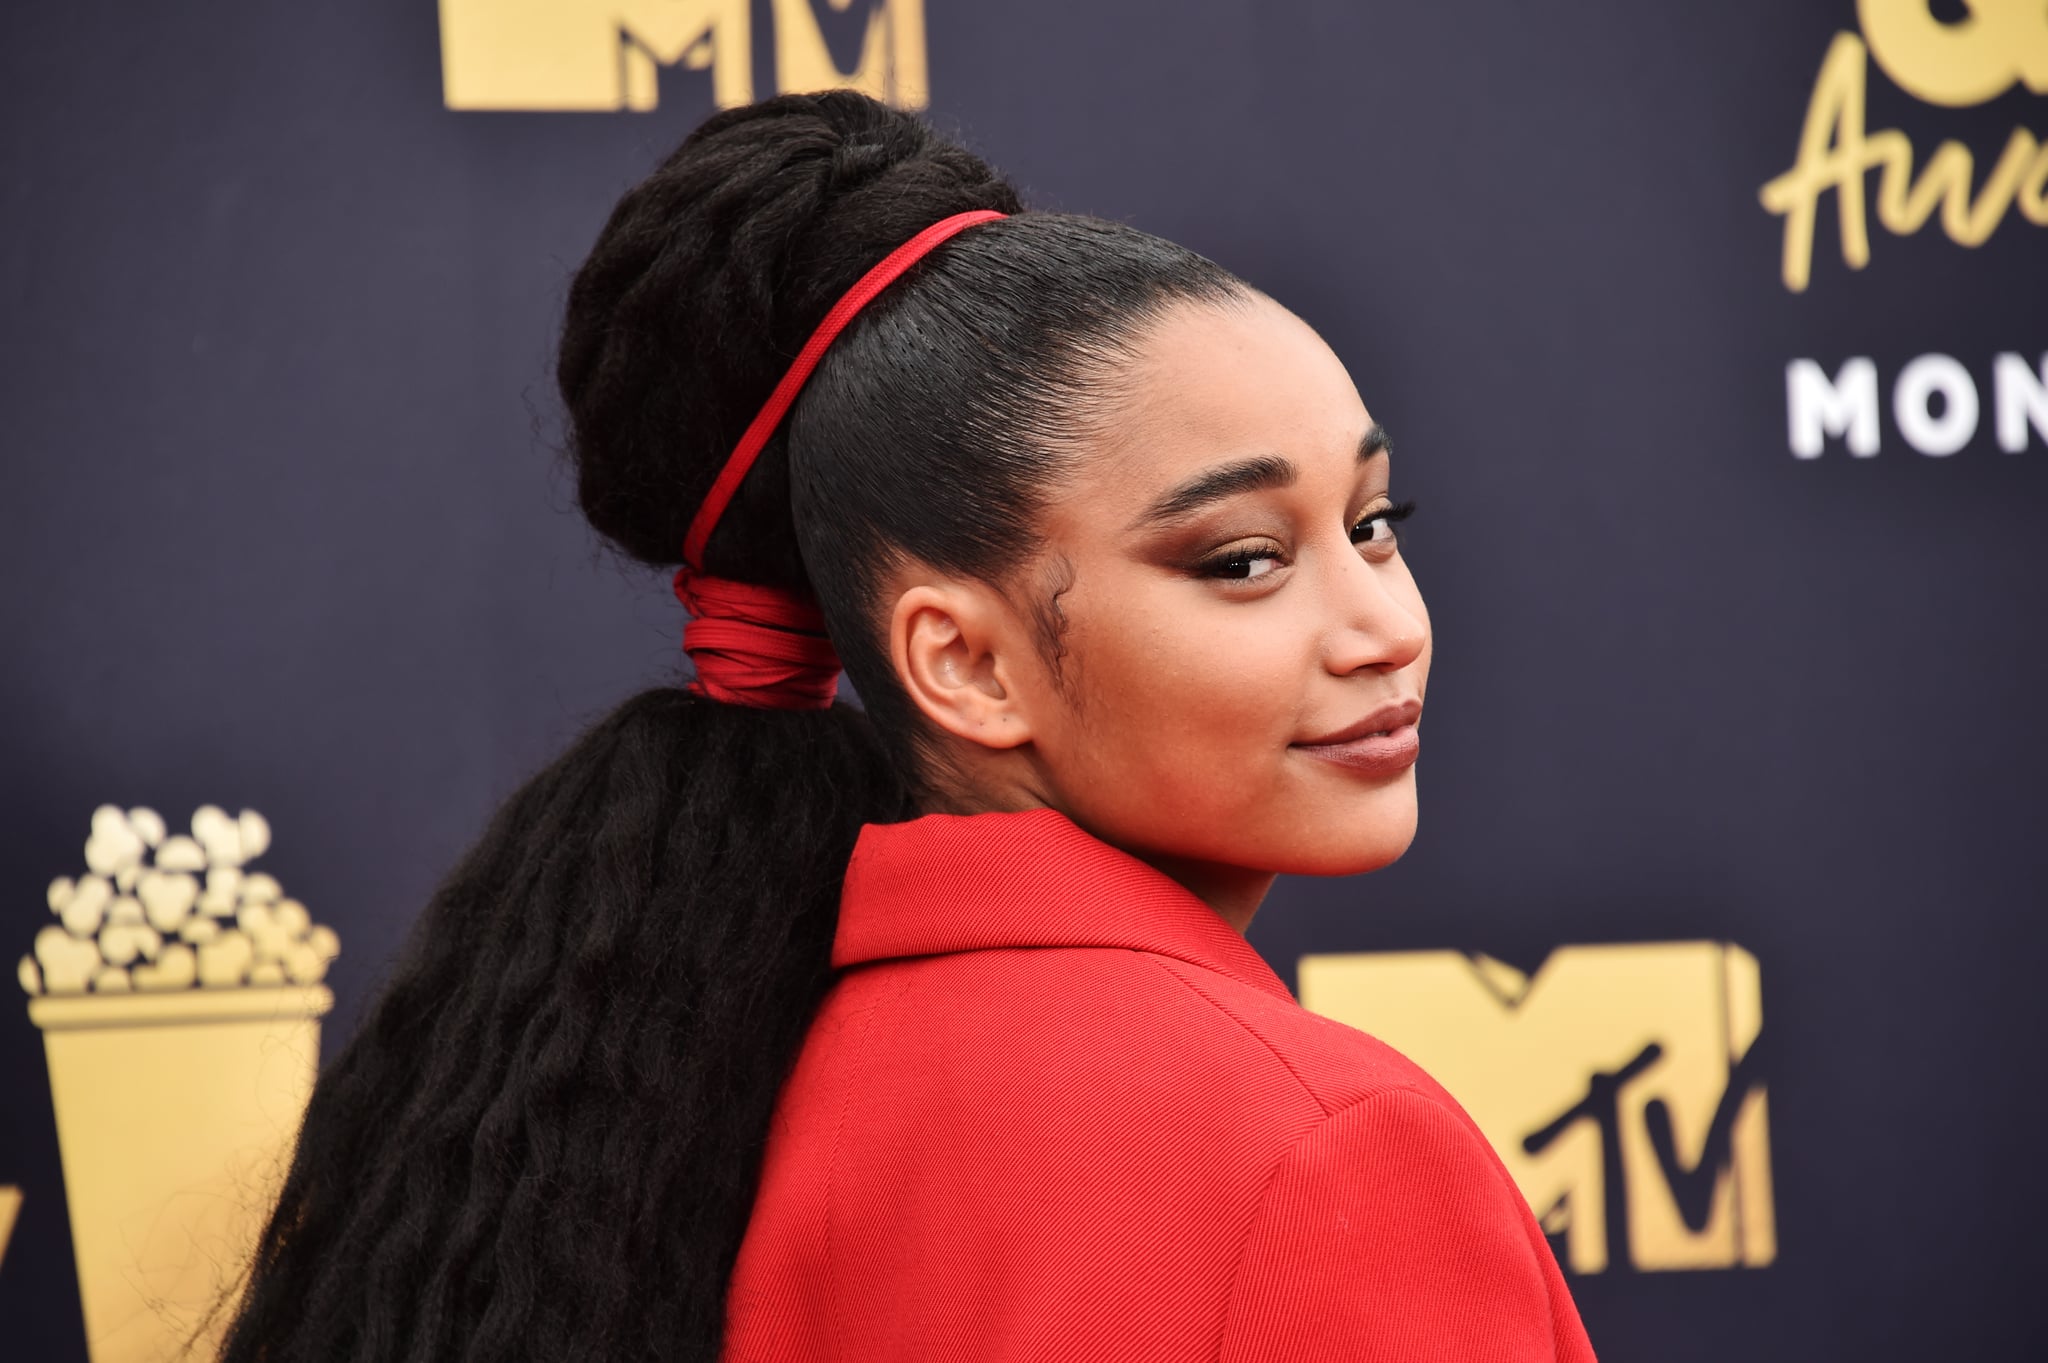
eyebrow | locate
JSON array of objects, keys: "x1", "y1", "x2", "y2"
[{"x1": 1130, "y1": 423, "x2": 1390, "y2": 529}]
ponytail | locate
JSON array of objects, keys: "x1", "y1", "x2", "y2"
[{"x1": 219, "y1": 690, "x2": 905, "y2": 1362}]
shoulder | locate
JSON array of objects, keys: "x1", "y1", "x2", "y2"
[
  {"x1": 794, "y1": 948, "x2": 1594, "y2": 1359},
  {"x1": 1219, "y1": 1087, "x2": 1594, "y2": 1362},
  {"x1": 1136, "y1": 956, "x2": 1595, "y2": 1356}
]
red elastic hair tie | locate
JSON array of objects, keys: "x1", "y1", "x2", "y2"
[{"x1": 672, "y1": 208, "x2": 1008, "y2": 710}]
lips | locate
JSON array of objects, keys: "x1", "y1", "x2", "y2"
[
  {"x1": 1296, "y1": 699, "x2": 1423, "y2": 748},
  {"x1": 1292, "y1": 700, "x2": 1423, "y2": 778}
]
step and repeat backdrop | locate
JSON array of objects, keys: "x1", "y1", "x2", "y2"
[{"x1": 2, "y1": 2, "x2": 2042, "y2": 1359}]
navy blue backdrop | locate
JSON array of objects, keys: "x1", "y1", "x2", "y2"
[{"x1": 4, "y1": 2, "x2": 2044, "y2": 1359}]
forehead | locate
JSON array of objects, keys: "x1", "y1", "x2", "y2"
[{"x1": 1084, "y1": 293, "x2": 1372, "y2": 487}]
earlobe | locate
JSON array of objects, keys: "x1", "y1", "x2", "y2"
[{"x1": 890, "y1": 584, "x2": 1034, "y2": 751}]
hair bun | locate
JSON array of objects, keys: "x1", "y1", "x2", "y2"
[{"x1": 557, "y1": 92, "x2": 1020, "y2": 582}]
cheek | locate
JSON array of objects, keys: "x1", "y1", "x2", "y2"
[{"x1": 1050, "y1": 583, "x2": 1310, "y2": 810}]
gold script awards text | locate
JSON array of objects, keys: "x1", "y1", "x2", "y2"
[
  {"x1": 1759, "y1": 0, "x2": 2048, "y2": 292},
  {"x1": 437, "y1": 0, "x2": 928, "y2": 112}
]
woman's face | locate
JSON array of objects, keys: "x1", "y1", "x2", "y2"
[{"x1": 896, "y1": 290, "x2": 1431, "y2": 920}]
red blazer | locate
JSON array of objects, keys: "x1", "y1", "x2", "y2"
[{"x1": 723, "y1": 808, "x2": 1596, "y2": 1362}]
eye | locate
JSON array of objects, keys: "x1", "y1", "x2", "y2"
[
  {"x1": 1351, "y1": 500, "x2": 1417, "y2": 548},
  {"x1": 1201, "y1": 547, "x2": 1283, "y2": 580}
]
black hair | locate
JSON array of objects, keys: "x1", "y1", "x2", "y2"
[{"x1": 215, "y1": 89, "x2": 1248, "y2": 1363}]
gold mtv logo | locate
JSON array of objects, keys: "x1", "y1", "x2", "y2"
[
  {"x1": 437, "y1": 0, "x2": 929, "y2": 112},
  {"x1": 1300, "y1": 941, "x2": 1775, "y2": 1274}
]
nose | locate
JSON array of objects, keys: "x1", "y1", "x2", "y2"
[{"x1": 1322, "y1": 541, "x2": 1427, "y2": 675}]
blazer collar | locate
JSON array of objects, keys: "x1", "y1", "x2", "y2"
[{"x1": 833, "y1": 806, "x2": 1295, "y2": 1003}]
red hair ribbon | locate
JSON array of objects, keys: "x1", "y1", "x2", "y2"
[{"x1": 672, "y1": 208, "x2": 1009, "y2": 710}]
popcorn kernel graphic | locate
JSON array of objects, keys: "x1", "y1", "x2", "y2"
[
  {"x1": 21, "y1": 804, "x2": 340, "y2": 998},
  {"x1": 20, "y1": 803, "x2": 337, "y2": 1363}
]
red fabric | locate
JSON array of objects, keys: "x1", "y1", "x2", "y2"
[
  {"x1": 671, "y1": 568, "x2": 841, "y2": 710},
  {"x1": 673, "y1": 208, "x2": 1007, "y2": 709},
  {"x1": 722, "y1": 807, "x2": 1598, "y2": 1361}
]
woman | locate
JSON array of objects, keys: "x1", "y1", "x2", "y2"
[{"x1": 219, "y1": 91, "x2": 1594, "y2": 1362}]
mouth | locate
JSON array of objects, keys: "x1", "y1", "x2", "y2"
[{"x1": 1292, "y1": 700, "x2": 1423, "y2": 777}]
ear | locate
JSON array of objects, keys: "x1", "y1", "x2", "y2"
[{"x1": 889, "y1": 582, "x2": 1035, "y2": 751}]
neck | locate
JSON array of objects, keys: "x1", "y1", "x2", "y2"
[
  {"x1": 1118, "y1": 850, "x2": 1275, "y2": 935},
  {"x1": 913, "y1": 792, "x2": 1275, "y2": 936}
]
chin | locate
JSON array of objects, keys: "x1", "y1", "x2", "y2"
[{"x1": 1284, "y1": 790, "x2": 1418, "y2": 876}]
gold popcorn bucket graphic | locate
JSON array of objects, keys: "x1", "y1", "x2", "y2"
[
  {"x1": 20, "y1": 803, "x2": 341, "y2": 1362},
  {"x1": 29, "y1": 986, "x2": 329, "y2": 1363}
]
